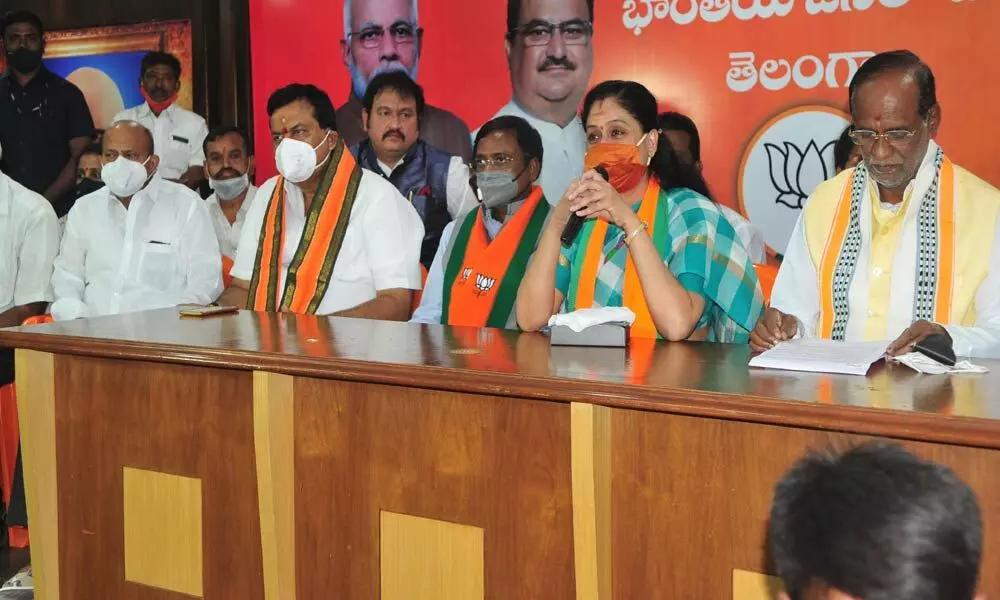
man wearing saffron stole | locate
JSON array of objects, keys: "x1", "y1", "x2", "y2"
[
  {"x1": 225, "y1": 84, "x2": 424, "y2": 319},
  {"x1": 411, "y1": 115, "x2": 549, "y2": 328},
  {"x1": 751, "y1": 51, "x2": 1000, "y2": 358},
  {"x1": 517, "y1": 81, "x2": 763, "y2": 342}
]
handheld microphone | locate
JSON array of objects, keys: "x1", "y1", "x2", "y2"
[{"x1": 561, "y1": 165, "x2": 609, "y2": 248}]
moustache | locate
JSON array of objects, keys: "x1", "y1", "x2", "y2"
[
  {"x1": 539, "y1": 56, "x2": 576, "y2": 72},
  {"x1": 214, "y1": 169, "x2": 242, "y2": 179},
  {"x1": 382, "y1": 129, "x2": 406, "y2": 142},
  {"x1": 370, "y1": 61, "x2": 406, "y2": 80}
]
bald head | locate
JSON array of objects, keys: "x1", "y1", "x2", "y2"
[
  {"x1": 104, "y1": 120, "x2": 154, "y2": 155},
  {"x1": 101, "y1": 121, "x2": 160, "y2": 191}
]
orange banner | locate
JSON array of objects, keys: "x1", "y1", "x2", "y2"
[{"x1": 250, "y1": 0, "x2": 999, "y2": 255}]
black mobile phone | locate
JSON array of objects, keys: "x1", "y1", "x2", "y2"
[{"x1": 913, "y1": 333, "x2": 957, "y2": 367}]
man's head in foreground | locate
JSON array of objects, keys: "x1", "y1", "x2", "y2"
[{"x1": 770, "y1": 442, "x2": 982, "y2": 600}]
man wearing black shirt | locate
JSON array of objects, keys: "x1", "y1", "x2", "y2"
[{"x1": 0, "y1": 10, "x2": 94, "y2": 217}]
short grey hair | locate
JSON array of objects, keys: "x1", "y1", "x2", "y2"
[{"x1": 343, "y1": 0, "x2": 419, "y2": 39}]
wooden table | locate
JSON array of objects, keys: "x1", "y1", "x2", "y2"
[{"x1": 1, "y1": 309, "x2": 997, "y2": 599}]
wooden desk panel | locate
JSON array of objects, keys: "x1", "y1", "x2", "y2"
[
  {"x1": 613, "y1": 411, "x2": 1000, "y2": 598},
  {"x1": 293, "y1": 378, "x2": 576, "y2": 599},
  {"x1": 4, "y1": 310, "x2": 1000, "y2": 599},
  {"x1": 53, "y1": 355, "x2": 263, "y2": 599}
]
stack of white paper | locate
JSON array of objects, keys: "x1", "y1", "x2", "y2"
[{"x1": 749, "y1": 339, "x2": 889, "y2": 376}]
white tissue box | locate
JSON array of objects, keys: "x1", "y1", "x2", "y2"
[{"x1": 549, "y1": 323, "x2": 628, "y2": 347}]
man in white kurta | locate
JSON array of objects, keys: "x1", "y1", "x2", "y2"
[
  {"x1": 751, "y1": 51, "x2": 1000, "y2": 358},
  {"x1": 51, "y1": 122, "x2": 222, "y2": 321},
  {"x1": 207, "y1": 185, "x2": 256, "y2": 260},
  {"x1": 203, "y1": 127, "x2": 258, "y2": 259},
  {"x1": 225, "y1": 83, "x2": 423, "y2": 319},
  {"x1": 113, "y1": 52, "x2": 208, "y2": 187},
  {"x1": 0, "y1": 147, "x2": 61, "y2": 383},
  {"x1": 230, "y1": 166, "x2": 424, "y2": 315}
]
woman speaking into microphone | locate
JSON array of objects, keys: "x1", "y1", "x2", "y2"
[{"x1": 516, "y1": 80, "x2": 763, "y2": 342}]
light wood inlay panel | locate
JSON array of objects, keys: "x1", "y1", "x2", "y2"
[
  {"x1": 123, "y1": 467, "x2": 204, "y2": 597},
  {"x1": 254, "y1": 371, "x2": 296, "y2": 600},
  {"x1": 571, "y1": 403, "x2": 611, "y2": 600},
  {"x1": 732, "y1": 569, "x2": 784, "y2": 600},
  {"x1": 14, "y1": 349, "x2": 57, "y2": 600},
  {"x1": 380, "y1": 511, "x2": 484, "y2": 600}
]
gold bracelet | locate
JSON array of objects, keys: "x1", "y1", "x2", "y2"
[{"x1": 624, "y1": 221, "x2": 648, "y2": 247}]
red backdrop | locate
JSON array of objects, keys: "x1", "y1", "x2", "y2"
[{"x1": 249, "y1": 0, "x2": 1000, "y2": 254}]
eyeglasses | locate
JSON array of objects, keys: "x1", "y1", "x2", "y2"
[
  {"x1": 471, "y1": 154, "x2": 519, "y2": 173},
  {"x1": 507, "y1": 19, "x2": 593, "y2": 47},
  {"x1": 849, "y1": 124, "x2": 923, "y2": 148},
  {"x1": 348, "y1": 23, "x2": 421, "y2": 49}
]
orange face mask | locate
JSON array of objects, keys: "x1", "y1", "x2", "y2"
[
  {"x1": 583, "y1": 133, "x2": 650, "y2": 193},
  {"x1": 141, "y1": 87, "x2": 178, "y2": 114}
]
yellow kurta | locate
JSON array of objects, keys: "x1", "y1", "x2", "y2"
[{"x1": 802, "y1": 158, "x2": 1000, "y2": 339}]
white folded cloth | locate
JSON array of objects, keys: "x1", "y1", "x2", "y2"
[
  {"x1": 49, "y1": 298, "x2": 89, "y2": 321},
  {"x1": 547, "y1": 307, "x2": 636, "y2": 333},
  {"x1": 892, "y1": 352, "x2": 989, "y2": 375}
]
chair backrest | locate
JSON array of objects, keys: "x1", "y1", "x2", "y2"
[
  {"x1": 754, "y1": 264, "x2": 778, "y2": 304},
  {"x1": 411, "y1": 263, "x2": 429, "y2": 317}
]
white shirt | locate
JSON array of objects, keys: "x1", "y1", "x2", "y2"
[
  {"x1": 377, "y1": 156, "x2": 478, "y2": 218},
  {"x1": 112, "y1": 103, "x2": 209, "y2": 180},
  {"x1": 231, "y1": 170, "x2": 424, "y2": 315},
  {"x1": 0, "y1": 173, "x2": 60, "y2": 315},
  {"x1": 719, "y1": 204, "x2": 766, "y2": 264},
  {"x1": 51, "y1": 176, "x2": 223, "y2": 321},
  {"x1": 475, "y1": 101, "x2": 586, "y2": 205},
  {"x1": 772, "y1": 141, "x2": 1000, "y2": 358},
  {"x1": 206, "y1": 185, "x2": 257, "y2": 259}
]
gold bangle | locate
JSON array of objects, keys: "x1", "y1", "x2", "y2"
[{"x1": 624, "y1": 221, "x2": 648, "y2": 247}]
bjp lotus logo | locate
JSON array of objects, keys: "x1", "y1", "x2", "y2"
[
  {"x1": 765, "y1": 139, "x2": 837, "y2": 210},
  {"x1": 461, "y1": 267, "x2": 473, "y2": 282},
  {"x1": 474, "y1": 273, "x2": 496, "y2": 296},
  {"x1": 739, "y1": 105, "x2": 849, "y2": 255}
]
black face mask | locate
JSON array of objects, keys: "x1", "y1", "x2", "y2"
[
  {"x1": 8, "y1": 48, "x2": 43, "y2": 74},
  {"x1": 74, "y1": 177, "x2": 104, "y2": 198}
]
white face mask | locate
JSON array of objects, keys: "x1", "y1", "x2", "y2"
[
  {"x1": 101, "y1": 155, "x2": 152, "y2": 198},
  {"x1": 209, "y1": 172, "x2": 250, "y2": 201},
  {"x1": 275, "y1": 130, "x2": 332, "y2": 184}
]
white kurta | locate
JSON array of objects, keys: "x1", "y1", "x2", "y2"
[
  {"x1": 0, "y1": 173, "x2": 60, "y2": 314},
  {"x1": 206, "y1": 185, "x2": 257, "y2": 259},
  {"x1": 719, "y1": 204, "x2": 766, "y2": 264},
  {"x1": 51, "y1": 176, "x2": 223, "y2": 320},
  {"x1": 113, "y1": 103, "x2": 209, "y2": 180},
  {"x1": 230, "y1": 170, "x2": 425, "y2": 315},
  {"x1": 772, "y1": 141, "x2": 1000, "y2": 358}
]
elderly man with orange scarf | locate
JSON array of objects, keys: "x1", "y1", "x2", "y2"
[{"x1": 751, "y1": 51, "x2": 1000, "y2": 358}]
